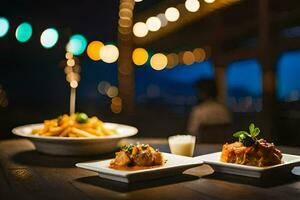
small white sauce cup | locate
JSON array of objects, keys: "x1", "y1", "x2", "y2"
[{"x1": 168, "y1": 135, "x2": 196, "y2": 157}]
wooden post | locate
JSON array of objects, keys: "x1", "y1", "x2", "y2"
[
  {"x1": 258, "y1": 0, "x2": 278, "y2": 141},
  {"x1": 118, "y1": 0, "x2": 135, "y2": 113}
]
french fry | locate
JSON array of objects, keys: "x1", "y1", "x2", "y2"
[{"x1": 72, "y1": 127, "x2": 97, "y2": 138}]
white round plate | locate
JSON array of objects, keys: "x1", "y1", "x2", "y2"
[{"x1": 12, "y1": 123, "x2": 138, "y2": 156}]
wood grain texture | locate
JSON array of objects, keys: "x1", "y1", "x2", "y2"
[{"x1": 0, "y1": 139, "x2": 299, "y2": 200}]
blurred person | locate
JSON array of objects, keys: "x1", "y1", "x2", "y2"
[{"x1": 188, "y1": 79, "x2": 232, "y2": 135}]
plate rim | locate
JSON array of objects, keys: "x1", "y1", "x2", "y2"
[
  {"x1": 195, "y1": 151, "x2": 300, "y2": 171},
  {"x1": 12, "y1": 122, "x2": 138, "y2": 141}
]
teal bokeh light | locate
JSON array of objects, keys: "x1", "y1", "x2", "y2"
[
  {"x1": 66, "y1": 34, "x2": 87, "y2": 55},
  {"x1": 15, "y1": 22, "x2": 33, "y2": 43},
  {"x1": 40, "y1": 28, "x2": 59, "y2": 48},
  {"x1": 0, "y1": 17, "x2": 9, "y2": 37}
]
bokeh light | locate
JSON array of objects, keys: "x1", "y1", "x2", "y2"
[
  {"x1": 40, "y1": 28, "x2": 59, "y2": 48},
  {"x1": 65, "y1": 52, "x2": 73, "y2": 59},
  {"x1": 193, "y1": 48, "x2": 206, "y2": 62},
  {"x1": 165, "y1": 7, "x2": 180, "y2": 22},
  {"x1": 100, "y1": 44, "x2": 119, "y2": 63},
  {"x1": 157, "y1": 13, "x2": 168, "y2": 27},
  {"x1": 87, "y1": 41, "x2": 104, "y2": 61},
  {"x1": 133, "y1": 22, "x2": 148, "y2": 37},
  {"x1": 70, "y1": 80, "x2": 78, "y2": 88},
  {"x1": 135, "y1": 0, "x2": 143, "y2": 2},
  {"x1": 97, "y1": 81, "x2": 111, "y2": 95},
  {"x1": 107, "y1": 86, "x2": 119, "y2": 98},
  {"x1": 146, "y1": 17, "x2": 161, "y2": 32},
  {"x1": 185, "y1": 0, "x2": 200, "y2": 12},
  {"x1": 204, "y1": 0, "x2": 215, "y2": 3},
  {"x1": 167, "y1": 53, "x2": 179, "y2": 68},
  {"x1": 15, "y1": 22, "x2": 32, "y2": 43},
  {"x1": 0, "y1": 17, "x2": 9, "y2": 37},
  {"x1": 66, "y1": 34, "x2": 87, "y2": 56},
  {"x1": 182, "y1": 51, "x2": 195, "y2": 65},
  {"x1": 150, "y1": 53, "x2": 168, "y2": 70},
  {"x1": 67, "y1": 59, "x2": 75, "y2": 67},
  {"x1": 132, "y1": 48, "x2": 148, "y2": 66}
]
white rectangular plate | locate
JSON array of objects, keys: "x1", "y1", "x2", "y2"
[
  {"x1": 76, "y1": 153, "x2": 203, "y2": 183},
  {"x1": 195, "y1": 152, "x2": 300, "y2": 178}
]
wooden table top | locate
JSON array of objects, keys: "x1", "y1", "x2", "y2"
[{"x1": 0, "y1": 138, "x2": 300, "y2": 200}]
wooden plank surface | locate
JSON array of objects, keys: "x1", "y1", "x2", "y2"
[{"x1": 0, "y1": 139, "x2": 299, "y2": 200}]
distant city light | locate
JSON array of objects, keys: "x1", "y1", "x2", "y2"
[
  {"x1": 100, "y1": 44, "x2": 119, "y2": 63},
  {"x1": 146, "y1": 17, "x2": 161, "y2": 32},
  {"x1": 40, "y1": 28, "x2": 59, "y2": 48},
  {"x1": 132, "y1": 48, "x2": 148, "y2": 66},
  {"x1": 204, "y1": 0, "x2": 215, "y2": 3},
  {"x1": 185, "y1": 0, "x2": 200, "y2": 12},
  {"x1": 165, "y1": 7, "x2": 180, "y2": 22},
  {"x1": 0, "y1": 17, "x2": 9, "y2": 37},
  {"x1": 150, "y1": 53, "x2": 168, "y2": 70},
  {"x1": 15, "y1": 22, "x2": 32, "y2": 43},
  {"x1": 87, "y1": 41, "x2": 104, "y2": 61},
  {"x1": 133, "y1": 22, "x2": 148, "y2": 37},
  {"x1": 66, "y1": 34, "x2": 87, "y2": 56}
]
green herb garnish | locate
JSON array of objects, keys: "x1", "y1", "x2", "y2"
[
  {"x1": 233, "y1": 123, "x2": 260, "y2": 146},
  {"x1": 121, "y1": 144, "x2": 134, "y2": 153}
]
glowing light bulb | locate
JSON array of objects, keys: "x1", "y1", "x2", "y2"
[
  {"x1": 100, "y1": 44, "x2": 119, "y2": 63},
  {"x1": 40, "y1": 28, "x2": 59, "y2": 48},
  {"x1": 150, "y1": 53, "x2": 167, "y2": 70},
  {"x1": 87, "y1": 41, "x2": 104, "y2": 61},
  {"x1": 185, "y1": 0, "x2": 200, "y2": 12},
  {"x1": 15, "y1": 22, "x2": 32, "y2": 43},
  {"x1": 133, "y1": 22, "x2": 148, "y2": 37},
  {"x1": 132, "y1": 48, "x2": 148, "y2": 66},
  {"x1": 66, "y1": 34, "x2": 87, "y2": 56},
  {"x1": 146, "y1": 17, "x2": 161, "y2": 32},
  {"x1": 165, "y1": 7, "x2": 180, "y2": 22},
  {"x1": 0, "y1": 17, "x2": 9, "y2": 37}
]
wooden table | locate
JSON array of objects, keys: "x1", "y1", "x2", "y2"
[{"x1": 1, "y1": 139, "x2": 300, "y2": 200}]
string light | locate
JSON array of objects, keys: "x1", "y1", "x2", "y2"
[
  {"x1": 133, "y1": 22, "x2": 148, "y2": 37},
  {"x1": 0, "y1": 17, "x2": 9, "y2": 37},
  {"x1": 185, "y1": 0, "x2": 200, "y2": 12},
  {"x1": 146, "y1": 17, "x2": 161, "y2": 32},
  {"x1": 182, "y1": 51, "x2": 195, "y2": 65},
  {"x1": 87, "y1": 41, "x2": 104, "y2": 61},
  {"x1": 166, "y1": 53, "x2": 179, "y2": 68},
  {"x1": 66, "y1": 34, "x2": 87, "y2": 56},
  {"x1": 15, "y1": 22, "x2": 32, "y2": 43},
  {"x1": 132, "y1": 48, "x2": 148, "y2": 66},
  {"x1": 165, "y1": 7, "x2": 180, "y2": 22},
  {"x1": 40, "y1": 28, "x2": 59, "y2": 49},
  {"x1": 157, "y1": 13, "x2": 168, "y2": 27},
  {"x1": 193, "y1": 48, "x2": 206, "y2": 62},
  {"x1": 100, "y1": 44, "x2": 119, "y2": 63},
  {"x1": 150, "y1": 53, "x2": 168, "y2": 70}
]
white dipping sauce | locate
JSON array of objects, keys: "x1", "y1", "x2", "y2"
[{"x1": 168, "y1": 135, "x2": 196, "y2": 157}]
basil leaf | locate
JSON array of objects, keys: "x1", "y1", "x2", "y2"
[
  {"x1": 253, "y1": 127, "x2": 260, "y2": 137},
  {"x1": 249, "y1": 123, "x2": 255, "y2": 134},
  {"x1": 233, "y1": 131, "x2": 249, "y2": 138}
]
